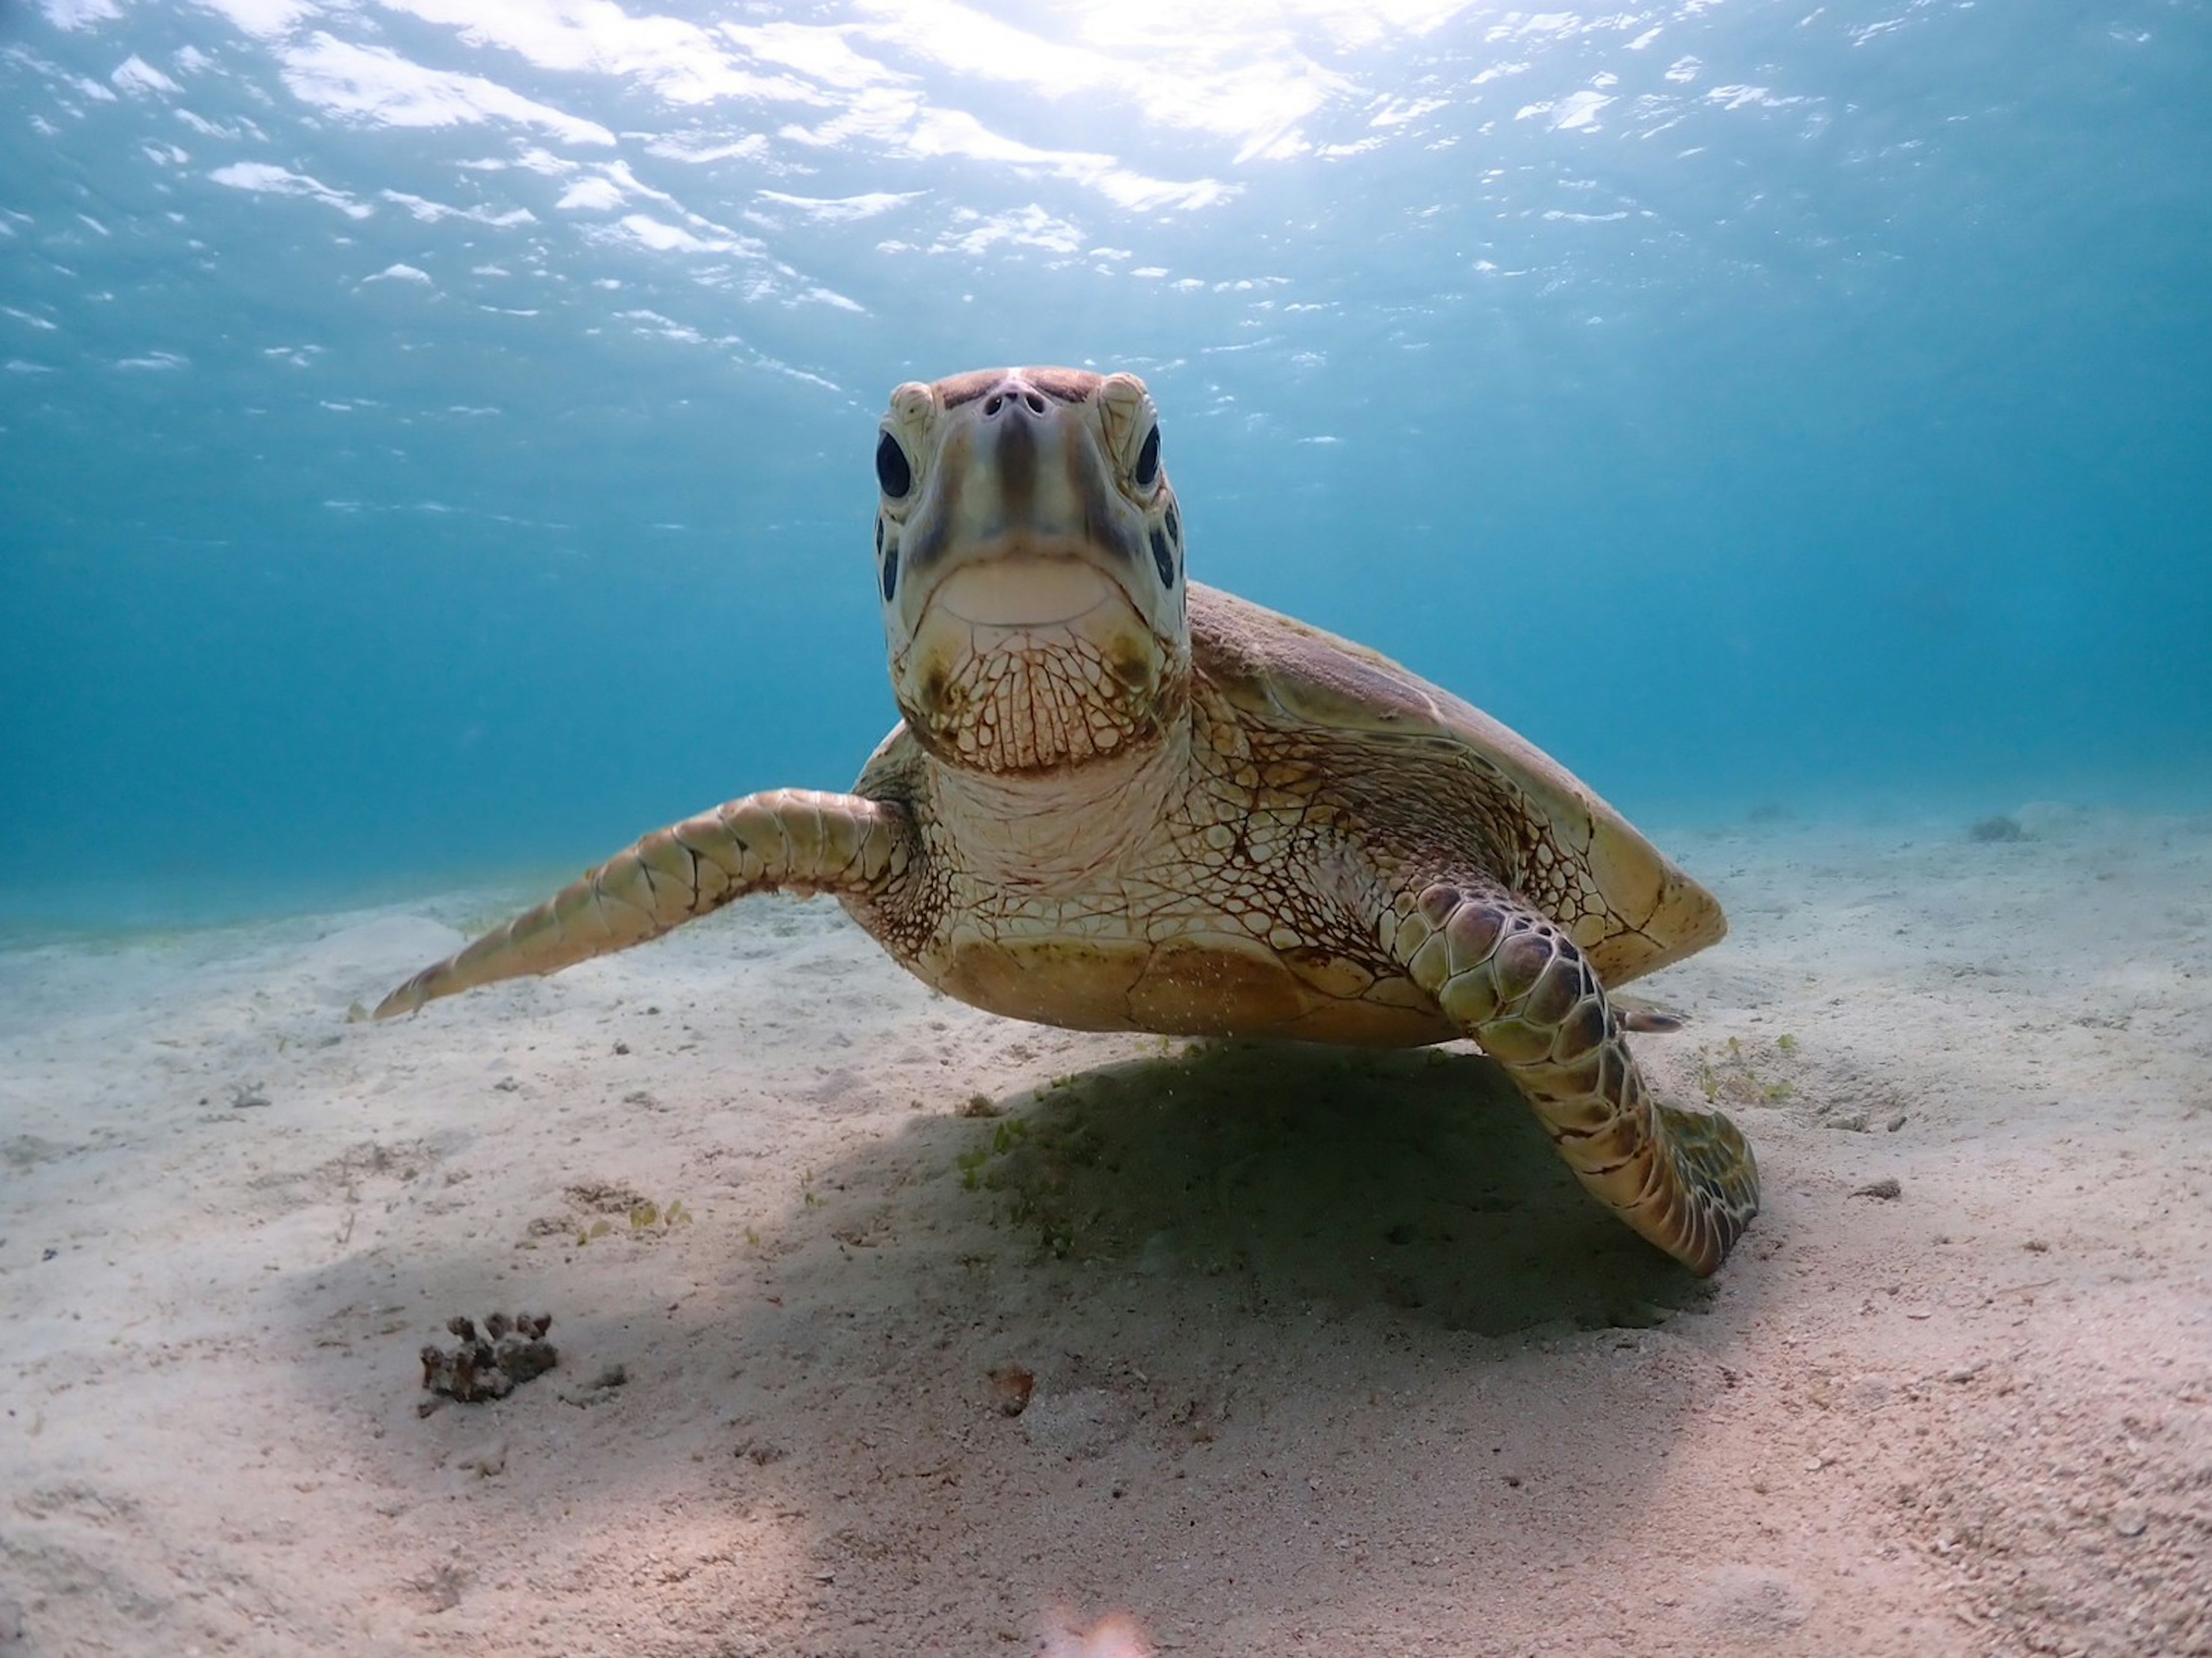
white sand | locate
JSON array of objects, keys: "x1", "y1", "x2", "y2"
[{"x1": 2, "y1": 808, "x2": 2207, "y2": 1657}]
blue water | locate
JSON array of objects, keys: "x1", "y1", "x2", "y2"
[{"x1": 5, "y1": 0, "x2": 2209, "y2": 932}]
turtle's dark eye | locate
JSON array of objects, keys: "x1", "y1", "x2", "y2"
[
  {"x1": 1148, "y1": 525, "x2": 1176, "y2": 588},
  {"x1": 876, "y1": 431, "x2": 912, "y2": 499},
  {"x1": 1132, "y1": 424, "x2": 1160, "y2": 490}
]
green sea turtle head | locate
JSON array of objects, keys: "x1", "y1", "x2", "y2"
[{"x1": 872, "y1": 366, "x2": 1189, "y2": 776}]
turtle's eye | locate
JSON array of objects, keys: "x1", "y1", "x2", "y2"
[
  {"x1": 876, "y1": 431, "x2": 912, "y2": 499},
  {"x1": 1132, "y1": 424, "x2": 1160, "y2": 491}
]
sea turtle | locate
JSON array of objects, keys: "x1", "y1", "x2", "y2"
[{"x1": 378, "y1": 366, "x2": 1758, "y2": 1273}]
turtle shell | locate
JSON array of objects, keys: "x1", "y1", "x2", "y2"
[{"x1": 1188, "y1": 582, "x2": 1725, "y2": 986}]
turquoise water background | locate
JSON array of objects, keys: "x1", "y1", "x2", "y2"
[{"x1": 4, "y1": 0, "x2": 2207, "y2": 931}]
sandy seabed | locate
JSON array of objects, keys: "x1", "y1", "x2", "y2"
[{"x1": 2, "y1": 805, "x2": 2207, "y2": 1658}]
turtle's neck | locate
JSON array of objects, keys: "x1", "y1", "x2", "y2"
[{"x1": 922, "y1": 720, "x2": 1195, "y2": 893}]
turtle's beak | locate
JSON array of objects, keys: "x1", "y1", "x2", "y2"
[
  {"x1": 896, "y1": 376, "x2": 1146, "y2": 614},
  {"x1": 876, "y1": 368, "x2": 1188, "y2": 776}
]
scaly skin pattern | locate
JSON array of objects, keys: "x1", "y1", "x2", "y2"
[
  {"x1": 1392, "y1": 881, "x2": 1756, "y2": 1277},
  {"x1": 373, "y1": 791, "x2": 912, "y2": 1018},
  {"x1": 378, "y1": 366, "x2": 1758, "y2": 1274}
]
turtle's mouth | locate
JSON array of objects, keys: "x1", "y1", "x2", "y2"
[
  {"x1": 927, "y1": 556, "x2": 1119, "y2": 631},
  {"x1": 893, "y1": 555, "x2": 1179, "y2": 776}
]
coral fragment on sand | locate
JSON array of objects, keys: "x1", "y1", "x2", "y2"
[
  {"x1": 988, "y1": 1363, "x2": 1036, "y2": 1416},
  {"x1": 419, "y1": 1311, "x2": 556, "y2": 1406}
]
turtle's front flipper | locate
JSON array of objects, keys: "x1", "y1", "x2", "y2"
[
  {"x1": 375, "y1": 790, "x2": 913, "y2": 1019},
  {"x1": 1392, "y1": 880, "x2": 1758, "y2": 1275}
]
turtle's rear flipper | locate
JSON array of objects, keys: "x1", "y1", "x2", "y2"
[
  {"x1": 1613, "y1": 995, "x2": 1689, "y2": 1034},
  {"x1": 374, "y1": 790, "x2": 913, "y2": 1019}
]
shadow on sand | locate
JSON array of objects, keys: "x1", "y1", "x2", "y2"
[
  {"x1": 301, "y1": 1034, "x2": 1765, "y2": 1652},
  {"x1": 935, "y1": 1038, "x2": 1718, "y2": 1337}
]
